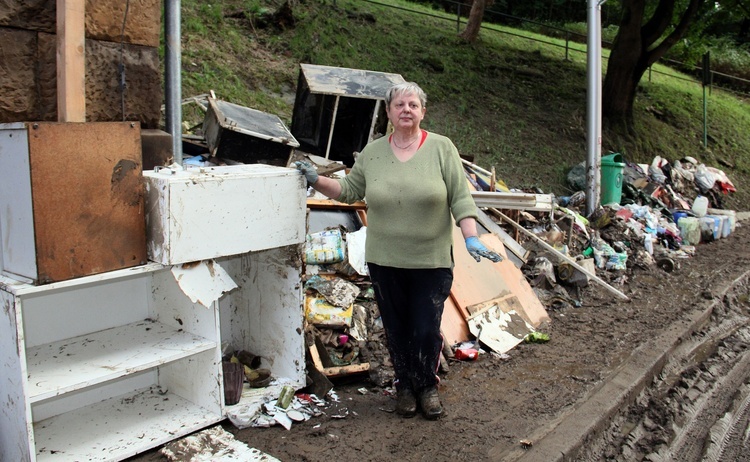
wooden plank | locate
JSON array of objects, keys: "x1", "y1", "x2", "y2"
[
  {"x1": 440, "y1": 294, "x2": 471, "y2": 346},
  {"x1": 57, "y1": 0, "x2": 86, "y2": 122},
  {"x1": 450, "y1": 226, "x2": 550, "y2": 328},
  {"x1": 306, "y1": 198, "x2": 367, "y2": 210}
]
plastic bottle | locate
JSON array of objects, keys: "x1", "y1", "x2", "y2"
[
  {"x1": 692, "y1": 196, "x2": 708, "y2": 217},
  {"x1": 643, "y1": 233, "x2": 654, "y2": 255}
]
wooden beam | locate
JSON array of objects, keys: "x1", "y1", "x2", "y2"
[
  {"x1": 57, "y1": 0, "x2": 86, "y2": 122},
  {"x1": 306, "y1": 198, "x2": 367, "y2": 210}
]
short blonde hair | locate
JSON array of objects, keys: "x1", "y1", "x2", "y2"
[{"x1": 385, "y1": 82, "x2": 427, "y2": 108}]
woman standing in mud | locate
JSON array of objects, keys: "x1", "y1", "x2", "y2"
[{"x1": 296, "y1": 81, "x2": 500, "y2": 419}]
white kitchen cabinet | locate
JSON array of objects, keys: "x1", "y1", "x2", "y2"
[
  {"x1": 0, "y1": 263, "x2": 224, "y2": 462},
  {"x1": 143, "y1": 164, "x2": 306, "y2": 266}
]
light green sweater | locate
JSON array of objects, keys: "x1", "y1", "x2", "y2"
[{"x1": 337, "y1": 131, "x2": 477, "y2": 269}]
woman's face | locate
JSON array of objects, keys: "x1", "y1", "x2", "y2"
[{"x1": 386, "y1": 91, "x2": 425, "y2": 131}]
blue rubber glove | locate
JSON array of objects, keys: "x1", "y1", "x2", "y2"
[
  {"x1": 465, "y1": 236, "x2": 503, "y2": 263},
  {"x1": 294, "y1": 161, "x2": 319, "y2": 185}
]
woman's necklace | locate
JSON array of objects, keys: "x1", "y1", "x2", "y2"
[{"x1": 391, "y1": 134, "x2": 419, "y2": 150}]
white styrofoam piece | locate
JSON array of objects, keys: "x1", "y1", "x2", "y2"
[
  {"x1": 144, "y1": 164, "x2": 306, "y2": 265},
  {"x1": 0, "y1": 124, "x2": 37, "y2": 280},
  {"x1": 34, "y1": 386, "x2": 222, "y2": 462},
  {"x1": 171, "y1": 260, "x2": 238, "y2": 307},
  {"x1": 26, "y1": 320, "x2": 217, "y2": 402}
]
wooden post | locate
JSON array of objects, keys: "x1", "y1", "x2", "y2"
[{"x1": 57, "y1": 0, "x2": 86, "y2": 122}]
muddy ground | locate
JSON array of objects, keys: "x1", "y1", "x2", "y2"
[{"x1": 130, "y1": 219, "x2": 750, "y2": 462}]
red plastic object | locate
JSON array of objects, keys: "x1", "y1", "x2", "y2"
[{"x1": 454, "y1": 348, "x2": 479, "y2": 361}]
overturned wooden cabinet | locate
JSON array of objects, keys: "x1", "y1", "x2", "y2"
[{"x1": 291, "y1": 64, "x2": 405, "y2": 167}]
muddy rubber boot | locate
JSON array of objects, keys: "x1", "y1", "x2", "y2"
[
  {"x1": 396, "y1": 388, "x2": 417, "y2": 417},
  {"x1": 419, "y1": 386, "x2": 443, "y2": 420}
]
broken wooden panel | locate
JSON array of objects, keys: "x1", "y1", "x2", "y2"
[
  {"x1": 450, "y1": 226, "x2": 549, "y2": 328},
  {"x1": 466, "y1": 295, "x2": 535, "y2": 354},
  {"x1": 203, "y1": 98, "x2": 299, "y2": 166},
  {"x1": 0, "y1": 122, "x2": 147, "y2": 284},
  {"x1": 291, "y1": 64, "x2": 405, "y2": 166}
]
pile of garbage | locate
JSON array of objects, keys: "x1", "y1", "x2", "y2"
[{"x1": 499, "y1": 153, "x2": 739, "y2": 308}]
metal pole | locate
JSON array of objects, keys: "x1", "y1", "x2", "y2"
[
  {"x1": 165, "y1": 0, "x2": 182, "y2": 165},
  {"x1": 585, "y1": 0, "x2": 603, "y2": 215},
  {"x1": 456, "y1": 3, "x2": 461, "y2": 34},
  {"x1": 703, "y1": 85, "x2": 708, "y2": 148}
]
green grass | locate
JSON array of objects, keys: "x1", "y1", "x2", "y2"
[{"x1": 176, "y1": 0, "x2": 750, "y2": 210}]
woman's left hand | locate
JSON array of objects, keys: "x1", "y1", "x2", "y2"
[{"x1": 465, "y1": 236, "x2": 503, "y2": 263}]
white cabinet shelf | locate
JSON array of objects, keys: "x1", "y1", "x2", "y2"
[
  {"x1": 27, "y1": 320, "x2": 217, "y2": 402},
  {"x1": 35, "y1": 385, "x2": 216, "y2": 462}
]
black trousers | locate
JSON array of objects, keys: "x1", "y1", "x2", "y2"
[{"x1": 367, "y1": 263, "x2": 453, "y2": 392}]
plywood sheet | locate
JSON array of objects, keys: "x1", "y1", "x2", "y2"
[
  {"x1": 28, "y1": 122, "x2": 147, "y2": 283},
  {"x1": 451, "y1": 226, "x2": 549, "y2": 328}
]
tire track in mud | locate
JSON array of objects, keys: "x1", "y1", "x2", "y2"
[{"x1": 577, "y1": 275, "x2": 750, "y2": 461}]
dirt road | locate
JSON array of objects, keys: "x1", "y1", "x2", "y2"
[{"x1": 130, "y1": 218, "x2": 750, "y2": 462}]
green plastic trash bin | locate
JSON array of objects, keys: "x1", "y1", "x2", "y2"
[{"x1": 601, "y1": 153, "x2": 625, "y2": 205}]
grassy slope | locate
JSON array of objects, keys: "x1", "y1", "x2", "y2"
[{"x1": 178, "y1": 0, "x2": 750, "y2": 210}]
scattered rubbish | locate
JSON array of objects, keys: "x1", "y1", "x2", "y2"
[
  {"x1": 305, "y1": 274, "x2": 361, "y2": 307},
  {"x1": 305, "y1": 294, "x2": 354, "y2": 326},
  {"x1": 524, "y1": 332, "x2": 550, "y2": 343},
  {"x1": 305, "y1": 229, "x2": 346, "y2": 265},
  {"x1": 454, "y1": 348, "x2": 479, "y2": 361},
  {"x1": 222, "y1": 361, "x2": 244, "y2": 406},
  {"x1": 520, "y1": 439, "x2": 533, "y2": 449},
  {"x1": 277, "y1": 385, "x2": 295, "y2": 409}
]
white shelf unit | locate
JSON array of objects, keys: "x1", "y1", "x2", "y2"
[{"x1": 0, "y1": 263, "x2": 224, "y2": 462}]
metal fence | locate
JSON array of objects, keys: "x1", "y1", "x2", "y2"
[{"x1": 360, "y1": 0, "x2": 750, "y2": 99}]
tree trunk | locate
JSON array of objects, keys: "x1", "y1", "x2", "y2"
[
  {"x1": 602, "y1": 0, "x2": 704, "y2": 134},
  {"x1": 459, "y1": 0, "x2": 487, "y2": 42}
]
